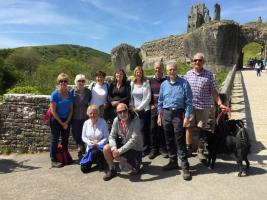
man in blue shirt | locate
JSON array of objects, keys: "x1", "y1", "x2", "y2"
[{"x1": 158, "y1": 62, "x2": 193, "y2": 181}]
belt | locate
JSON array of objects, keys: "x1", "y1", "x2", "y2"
[{"x1": 164, "y1": 108, "x2": 184, "y2": 112}]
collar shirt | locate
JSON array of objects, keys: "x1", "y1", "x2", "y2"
[
  {"x1": 184, "y1": 68, "x2": 216, "y2": 109},
  {"x1": 81, "y1": 118, "x2": 109, "y2": 152},
  {"x1": 157, "y1": 76, "x2": 193, "y2": 118}
]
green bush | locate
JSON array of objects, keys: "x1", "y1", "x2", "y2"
[
  {"x1": 127, "y1": 61, "x2": 192, "y2": 77},
  {"x1": 0, "y1": 146, "x2": 11, "y2": 155},
  {"x1": 215, "y1": 69, "x2": 229, "y2": 87},
  {"x1": 0, "y1": 95, "x2": 3, "y2": 102},
  {"x1": 7, "y1": 86, "x2": 41, "y2": 95}
]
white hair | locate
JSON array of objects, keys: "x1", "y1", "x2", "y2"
[
  {"x1": 166, "y1": 62, "x2": 177, "y2": 70},
  {"x1": 74, "y1": 74, "x2": 87, "y2": 85}
]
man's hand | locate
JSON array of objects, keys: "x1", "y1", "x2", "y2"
[
  {"x1": 157, "y1": 115, "x2": 162, "y2": 126},
  {"x1": 112, "y1": 149, "x2": 120, "y2": 161},
  {"x1": 219, "y1": 104, "x2": 230, "y2": 113},
  {"x1": 183, "y1": 117, "x2": 190, "y2": 127}
]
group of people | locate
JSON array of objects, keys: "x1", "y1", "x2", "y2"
[
  {"x1": 248, "y1": 58, "x2": 266, "y2": 77},
  {"x1": 48, "y1": 52, "x2": 229, "y2": 182}
]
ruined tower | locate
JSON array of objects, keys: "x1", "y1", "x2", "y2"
[
  {"x1": 187, "y1": 3, "x2": 210, "y2": 32},
  {"x1": 214, "y1": 3, "x2": 221, "y2": 21}
]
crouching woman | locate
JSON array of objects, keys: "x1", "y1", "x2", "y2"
[{"x1": 80, "y1": 105, "x2": 109, "y2": 173}]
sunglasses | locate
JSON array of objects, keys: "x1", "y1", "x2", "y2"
[
  {"x1": 78, "y1": 80, "x2": 85, "y2": 83},
  {"x1": 193, "y1": 59, "x2": 203, "y2": 63},
  {"x1": 59, "y1": 80, "x2": 68, "y2": 83},
  {"x1": 117, "y1": 109, "x2": 128, "y2": 115}
]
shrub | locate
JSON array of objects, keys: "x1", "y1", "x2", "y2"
[
  {"x1": 7, "y1": 86, "x2": 41, "y2": 95},
  {"x1": 215, "y1": 69, "x2": 229, "y2": 86}
]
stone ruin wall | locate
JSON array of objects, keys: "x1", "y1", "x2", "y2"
[
  {"x1": 0, "y1": 94, "x2": 76, "y2": 153},
  {"x1": 140, "y1": 34, "x2": 189, "y2": 68}
]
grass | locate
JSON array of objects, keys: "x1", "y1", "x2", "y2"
[
  {"x1": 215, "y1": 69, "x2": 229, "y2": 87},
  {"x1": 0, "y1": 146, "x2": 12, "y2": 155},
  {"x1": 243, "y1": 42, "x2": 263, "y2": 66}
]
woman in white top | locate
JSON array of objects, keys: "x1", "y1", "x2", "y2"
[
  {"x1": 255, "y1": 60, "x2": 262, "y2": 77},
  {"x1": 80, "y1": 105, "x2": 109, "y2": 173},
  {"x1": 90, "y1": 70, "x2": 109, "y2": 120},
  {"x1": 130, "y1": 66, "x2": 151, "y2": 156}
]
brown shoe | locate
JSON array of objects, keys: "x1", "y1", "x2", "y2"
[
  {"x1": 182, "y1": 169, "x2": 191, "y2": 181},
  {"x1": 128, "y1": 168, "x2": 140, "y2": 175},
  {"x1": 103, "y1": 168, "x2": 117, "y2": 181},
  {"x1": 162, "y1": 160, "x2": 179, "y2": 171}
]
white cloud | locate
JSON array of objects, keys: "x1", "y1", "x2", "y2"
[
  {"x1": 80, "y1": 0, "x2": 141, "y2": 21},
  {"x1": 0, "y1": 34, "x2": 37, "y2": 48},
  {"x1": 0, "y1": 0, "x2": 79, "y2": 25},
  {"x1": 152, "y1": 20, "x2": 162, "y2": 25},
  {"x1": 222, "y1": 5, "x2": 267, "y2": 18}
]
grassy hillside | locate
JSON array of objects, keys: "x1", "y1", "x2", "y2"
[
  {"x1": 243, "y1": 42, "x2": 263, "y2": 65},
  {"x1": 0, "y1": 44, "x2": 112, "y2": 94}
]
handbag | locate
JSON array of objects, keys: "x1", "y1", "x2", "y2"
[{"x1": 42, "y1": 107, "x2": 52, "y2": 121}]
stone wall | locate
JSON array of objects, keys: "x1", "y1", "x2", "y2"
[
  {"x1": 140, "y1": 34, "x2": 188, "y2": 68},
  {"x1": 0, "y1": 94, "x2": 77, "y2": 153},
  {"x1": 139, "y1": 20, "x2": 267, "y2": 72}
]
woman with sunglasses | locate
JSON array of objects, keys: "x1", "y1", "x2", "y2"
[
  {"x1": 72, "y1": 74, "x2": 92, "y2": 160},
  {"x1": 130, "y1": 66, "x2": 151, "y2": 156},
  {"x1": 50, "y1": 73, "x2": 74, "y2": 168}
]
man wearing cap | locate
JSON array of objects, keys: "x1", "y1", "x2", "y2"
[{"x1": 158, "y1": 62, "x2": 193, "y2": 181}]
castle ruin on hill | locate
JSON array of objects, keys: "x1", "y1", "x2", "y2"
[{"x1": 111, "y1": 3, "x2": 267, "y2": 72}]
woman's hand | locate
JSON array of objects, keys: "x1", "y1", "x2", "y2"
[
  {"x1": 62, "y1": 122, "x2": 68, "y2": 130},
  {"x1": 92, "y1": 140, "x2": 99, "y2": 148},
  {"x1": 111, "y1": 101, "x2": 119, "y2": 107}
]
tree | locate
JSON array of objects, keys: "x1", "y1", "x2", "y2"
[
  {"x1": 0, "y1": 61, "x2": 17, "y2": 94},
  {"x1": 6, "y1": 47, "x2": 41, "y2": 82}
]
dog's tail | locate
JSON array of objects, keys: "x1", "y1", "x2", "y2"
[{"x1": 236, "y1": 126, "x2": 251, "y2": 152}]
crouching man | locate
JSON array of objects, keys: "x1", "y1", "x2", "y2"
[{"x1": 102, "y1": 103, "x2": 143, "y2": 181}]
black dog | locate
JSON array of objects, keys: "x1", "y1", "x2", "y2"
[{"x1": 203, "y1": 117, "x2": 250, "y2": 177}]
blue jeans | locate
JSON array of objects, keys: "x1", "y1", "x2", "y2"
[
  {"x1": 50, "y1": 117, "x2": 70, "y2": 161},
  {"x1": 162, "y1": 109, "x2": 189, "y2": 170}
]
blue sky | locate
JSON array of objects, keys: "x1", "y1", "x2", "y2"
[{"x1": 0, "y1": 0, "x2": 266, "y2": 53}]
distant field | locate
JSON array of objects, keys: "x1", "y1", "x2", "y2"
[{"x1": 243, "y1": 42, "x2": 263, "y2": 65}]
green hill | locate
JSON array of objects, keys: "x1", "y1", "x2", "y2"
[
  {"x1": 0, "y1": 44, "x2": 112, "y2": 94},
  {"x1": 243, "y1": 42, "x2": 263, "y2": 65}
]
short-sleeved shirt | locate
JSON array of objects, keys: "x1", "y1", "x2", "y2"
[
  {"x1": 50, "y1": 90, "x2": 74, "y2": 118},
  {"x1": 184, "y1": 68, "x2": 216, "y2": 109}
]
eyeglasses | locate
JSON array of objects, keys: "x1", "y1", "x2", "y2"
[
  {"x1": 78, "y1": 80, "x2": 85, "y2": 83},
  {"x1": 59, "y1": 80, "x2": 68, "y2": 83},
  {"x1": 117, "y1": 109, "x2": 128, "y2": 115},
  {"x1": 193, "y1": 59, "x2": 203, "y2": 63}
]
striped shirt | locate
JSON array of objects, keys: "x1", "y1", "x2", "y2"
[{"x1": 184, "y1": 68, "x2": 216, "y2": 109}]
